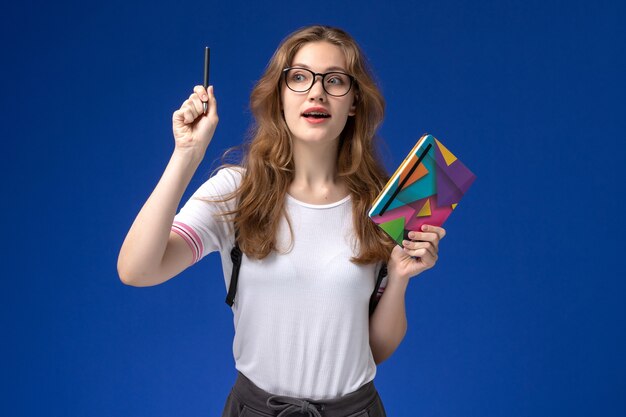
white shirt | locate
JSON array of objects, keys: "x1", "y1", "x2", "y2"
[{"x1": 172, "y1": 167, "x2": 387, "y2": 400}]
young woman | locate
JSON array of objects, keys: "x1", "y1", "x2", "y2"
[{"x1": 118, "y1": 25, "x2": 445, "y2": 417}]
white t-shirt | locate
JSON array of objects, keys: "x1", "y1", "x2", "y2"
[{"x1": 171, "y1": 167, "x2": 387, "y2": 400}]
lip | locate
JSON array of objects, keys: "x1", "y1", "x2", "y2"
[
  {"x1": 301, "y1": 106, "x2": 331, "y2": 124},
  {"x1": 303, "y1": 116, "x2": 329, "y2": 124}
]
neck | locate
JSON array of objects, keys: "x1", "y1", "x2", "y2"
[{"x1": 289, "y1": 138, "x2": 348, "y2": 203}]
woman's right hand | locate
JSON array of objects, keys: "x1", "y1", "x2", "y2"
[{"x1": 172, "y1": 85, "x2": 219, "y2": 158}]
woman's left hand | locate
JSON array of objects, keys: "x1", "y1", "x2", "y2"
[{"x1": 387, "y1": 224, "x2": 446, "y2": 281}]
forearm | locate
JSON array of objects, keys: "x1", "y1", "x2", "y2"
[
  {"x1": 117, "y1": 149, "x2": 202, "y2": 284},
  {"x1": 369, "y1": 273, "x2": 410, "y2": 364}
]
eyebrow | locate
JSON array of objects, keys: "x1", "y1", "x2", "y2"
[{"x1": 290, "y1": 63, "x2": 348, "y2": 72}]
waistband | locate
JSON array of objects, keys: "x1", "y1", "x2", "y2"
[{"x1": 231, "y1": 372, "x2": 379, "y2": 417}]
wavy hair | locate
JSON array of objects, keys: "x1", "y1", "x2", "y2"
[{"x1": 209, "y1": 25, "x2": 394, "y2": 264}]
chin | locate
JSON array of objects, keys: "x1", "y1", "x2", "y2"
[
  {"x1": 292, "y1": 132, "x2": 341, "y2": 144},
  {"x1": 285, "y1": 117, "x2": 344, "y2": 144}
]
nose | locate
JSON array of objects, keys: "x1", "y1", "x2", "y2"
[{"x1": 308, "y1": 74, "x2": 327, "y2": 101}]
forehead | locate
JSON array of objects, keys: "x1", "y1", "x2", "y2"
[{"x1": 290, "y1": 41, "x2": 348, "y2": 72}]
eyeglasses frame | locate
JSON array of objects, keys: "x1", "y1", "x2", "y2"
[{"x1": 282, "y1": 67, "x2": 356, "y2": 97}]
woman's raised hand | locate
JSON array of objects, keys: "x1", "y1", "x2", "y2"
[{"x1": 172, "y1": 85, "x2": 219, "y2": 159}]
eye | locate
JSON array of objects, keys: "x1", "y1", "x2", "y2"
[
  {"x1": 326, "y1": 73, "x2": 347, "y2": 85},
  {"x1": 289, "y1": 70, "x2": 310, "y2": 83}
]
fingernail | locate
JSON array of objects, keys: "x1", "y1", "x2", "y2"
[
  {"x1": 203, "y1": 95, "x2": 208, "y2": 101},
  {"x1": 421, "y1": 224, "x2": 428, "y2": 231}
]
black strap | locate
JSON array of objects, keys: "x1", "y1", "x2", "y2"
[
  {"x1": 225, "y1": 240, "x2": 387, "y2": 314},
  {"x1": 225, "y1": 242, "x2": 242, "y2": 307},
  {"x1": 369, "y1": 263, "x2": 388, "y2": 316}
]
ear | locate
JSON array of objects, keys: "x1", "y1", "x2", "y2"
[{"x1": 348, "y1": 97, "x2": 358, "y2": 116}]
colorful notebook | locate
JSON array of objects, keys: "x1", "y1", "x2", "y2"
[{"x1": 369, "y1": 134, "x2": 476, "y2": 246}]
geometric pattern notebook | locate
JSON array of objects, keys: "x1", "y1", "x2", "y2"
[{"x1": 368, "y1": 134, "x2": 476, "y2": 246}]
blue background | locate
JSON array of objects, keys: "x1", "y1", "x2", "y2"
[{"x1": 2, "y1": 0, "x2": 625, "y2": 416}]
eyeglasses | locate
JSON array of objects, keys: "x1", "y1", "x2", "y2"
[{"x1": 282, "y1": 67, "x2": 356, "y2": 97}]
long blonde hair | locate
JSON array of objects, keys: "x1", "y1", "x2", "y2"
[{"x1": 211, "y1": 25, "x2": 394, "y2": 264}]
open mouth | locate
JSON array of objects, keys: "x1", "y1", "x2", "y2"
[{"x1": 302, "y1": 112, "x2": 331, "y2": 119}]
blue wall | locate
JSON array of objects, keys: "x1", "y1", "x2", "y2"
[{"x1": 2, "y1": 0, "x2": 625, "y2": 416}]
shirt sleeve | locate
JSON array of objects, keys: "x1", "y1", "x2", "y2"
[{"x1": 171, "y1": 167, "x2": 243, "y2": 265}]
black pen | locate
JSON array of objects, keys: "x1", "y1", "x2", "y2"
[{"x1": 203, "y1": 47, "x2": 210, "y2": 114}]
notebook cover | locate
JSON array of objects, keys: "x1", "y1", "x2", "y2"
[{"x1": 368, "y1": 134, "x2": 476, "y2": 246}]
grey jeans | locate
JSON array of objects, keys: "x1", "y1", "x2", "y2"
[{"x1": 221, "y1": 372, "x2": 387, "y2": 417}]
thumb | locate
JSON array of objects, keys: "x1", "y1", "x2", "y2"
[{"x1": 206, "y1": 85, "x2": 218, "y2": 118}]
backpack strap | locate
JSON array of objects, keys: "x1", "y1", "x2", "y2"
[
  {"x1": 368, "y1": 263, "x2": 388, "y2": 316},
  {"x1": 225, "y1": 241, "x2": 242, "y2": 307},
  {"x1": 225, "y1": 238, "x2": 387, "y2": 314}
]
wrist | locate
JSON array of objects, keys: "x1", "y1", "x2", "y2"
[
  {"x1": 172, "y1": 147, "x2": 205, "y2": 166},
  {"x1": 386, "y1": 271, "x2": 410, "y2": 291}
]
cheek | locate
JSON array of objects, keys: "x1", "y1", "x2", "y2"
[
  {"x1": 282, "y1": 97, "x2": 303, "y2": 125},
  {"x1": 280, "y1": 98, "x2": 298, "y2": 132},
  {"x1": 280, "y1": 92, "x2": 294, "y2": 114}
]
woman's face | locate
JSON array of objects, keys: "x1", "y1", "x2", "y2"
[{"x1": 281, "y1": 41, "x2": 356, "y2": 146}]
